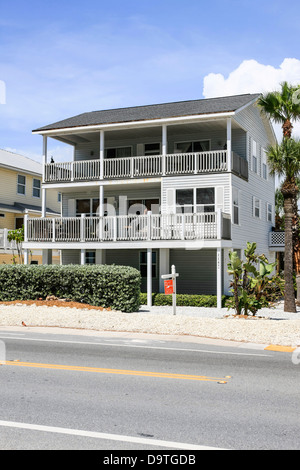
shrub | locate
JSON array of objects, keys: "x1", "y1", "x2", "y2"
[
  {"x1": 0, "y1": 264, "x2": 141, "y2": 313},
  {"x1": 140, "y1": 293, "x2": 228, "y2": 307}
]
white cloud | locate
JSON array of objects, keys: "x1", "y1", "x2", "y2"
[{"x1": 203, "y1": 58, "x2": 300, "y2": 139}]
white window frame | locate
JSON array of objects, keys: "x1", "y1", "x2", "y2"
[
  {"x1": 105, "y1": 145, "x2": 132, "y2": 159},
  {"x1": 253, "y1": 197, "x2": 261, "y2": 218},
  {"x1": 267, "y1": 203, "x2": 273, "y2": 223},
  {"x1": 262, "y1": 148, "x2": 268, "y2": 180},
  {"x1": 17, "y1": 174, "x2": 26, "y2": 195},
  {"x1": 232, "y1": 187, "x2": 240, "y2": 225},
  {"x1": 32, "y1": 178, "x2": 41, "y2": 198},
  {"x1": 174, "y1": 139, "x2": 211, "y2": 153},
  {"x1": 85, "y1": 251, "x2": 96, "y2": 265},
  {"x1": 175, "y1": 187, "x2": 215, "y2": 214},
  {"x1": 252, "y1": 140, "x2": 258, "y2": 174}
]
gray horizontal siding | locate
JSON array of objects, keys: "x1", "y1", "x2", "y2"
[{"x1": 170, "y1": 249, "x2": 216, "y2": 295}]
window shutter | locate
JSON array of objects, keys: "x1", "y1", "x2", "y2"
[
  {"x1": 136, "y1": 143, "x2": 144, "y2": 156},
  {"x1": 215, "y1": 186, "x2": 224, "y2": 211},
  {"x1": 166, "y1": 188, "x2": 176, "y2": 214},
  {"x1": 68, "y1": 199, "x2": 76, "y2": 217}
]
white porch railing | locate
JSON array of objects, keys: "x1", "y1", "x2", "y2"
[
  {"x1": 0, "y1": 228, "x2": 17, "y2": 250},
  {"x1": 44, "y1": 150, "x2": 229, "y2": 182},
  {"x1": 26, "y1": 212, "x2": 231, "y2": 243}
]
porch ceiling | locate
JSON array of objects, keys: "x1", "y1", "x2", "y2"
[{"x1": 49, "y1": 118, "x2": 242, "y2": 147}]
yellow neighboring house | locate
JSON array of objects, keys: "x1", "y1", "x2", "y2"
[{"x1": 0, "y1": 148, "x2": 61, "y2": 264}]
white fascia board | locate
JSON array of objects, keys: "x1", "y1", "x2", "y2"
[
  {"x1": 23, "y1": 239, "x2": 232, "y2": 250},
  {"x1": 42, "y1": 177, "x2": 162, "y2": 190},
  {"x1": 0, "y1": 163, "x2": 42, "y2": 178},
  {"x1": 32, "y1": 112, "x2": 235, "y2": 137}
]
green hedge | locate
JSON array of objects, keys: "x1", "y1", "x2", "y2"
[
  {"x1": 140, "y1": 293, "x2": 228, "y2": 307},
  {"x1": 0, "y1": 264, "x2": 141, "y2": 313}
]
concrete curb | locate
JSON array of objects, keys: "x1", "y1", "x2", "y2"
[{"x1": 0, "y1": 325, "x2": 296, "y2": 353}]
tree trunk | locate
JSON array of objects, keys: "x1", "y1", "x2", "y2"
[{"x1": 283, "y1": 192, "x2": 297, "y2": 312}]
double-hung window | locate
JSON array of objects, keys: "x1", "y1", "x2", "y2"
[
  {"x1": 232, "y1": 187, "x2": 240, "y2": 225},
  {"x1": 33, "y1": 178, "x2": 41, "y2": 198},
  {"x1": 196, "y1": 188, "x2": 215, "y2": 213},
  {"x1": 252, "y1": 140, "x2": 258, "y2": 174},
  {"x1": 253, "y1": 197, "x2": 260, "y2": 218},
  {"x1": 175, "y1": 187, "x2": 215, "y2": 213},
  {"x1": 176, "y1": 189, "x2": 193, "y2": 213},
  {"x1": 17, "y1": 175, "x2": 26, "y2": 195},
  {"x1": 267, "y1": 203, "x2": 273, "y2": 223}
]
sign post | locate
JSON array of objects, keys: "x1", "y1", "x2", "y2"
[{"x1": 161, "y1": 265, "x2": 179, "y2": 315}]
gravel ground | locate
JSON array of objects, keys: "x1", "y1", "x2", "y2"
[{"x1": 0, "y1": 300, "x2": 300, "y2": 347}]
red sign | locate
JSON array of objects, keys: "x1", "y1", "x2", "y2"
[{"x1": 164, "y1": 279, "x2": 173, "y2": 295}]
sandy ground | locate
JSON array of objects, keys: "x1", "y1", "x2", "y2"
[{"x1": 0, "y1": 299, "x2": 299, "y2": 347}]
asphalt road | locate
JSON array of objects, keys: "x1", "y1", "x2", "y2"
[{"x1": 0, "y1": 327, "x2": 299, "y2": 451}]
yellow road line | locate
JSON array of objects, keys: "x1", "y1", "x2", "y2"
[
  {"x1": 264, "y1": 345, "x2": 296, "y2": 352},
  {"x1": 3, "y1": 361, "x2": 229, "y2": 383}
]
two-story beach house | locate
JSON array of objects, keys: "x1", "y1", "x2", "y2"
[
  {"x1": 0, "y1": 149, "x2": 61, "y2": 264},
  {"x1": 23, "y1": 93, "x2": 279, "y2": 307}
]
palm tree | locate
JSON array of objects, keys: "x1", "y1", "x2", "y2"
[
  {"x1": 257, "y1": 81, "x2": 300, "y2": 138},
  {"x1": 258, "y1": 82, "x2": 300, "y2": 312},
  {"x1": 266, "y1": 139, "x2": 300, "y2": 312}
]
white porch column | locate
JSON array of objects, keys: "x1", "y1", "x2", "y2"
[
  {"x1": 80, "y1": 249, "x2": 86, "y2": 265},
  {"x1": 42, "y1": 135, "x2": 47, "y2": 183},
  {"x1": 147, "y1": 247, "x2": 152, "y2": 308},
  {"x1": 162, "y1": 124, "x2": 167, "y2": 175},
  {"x1": 100, "y1": 130, "x2": 104, "y2": 180},
  {"x1": 24, "y1": 249, "x2": 29, "y2": 265},
  {"x1": 159, "y1": 248, "x2": 169, "y2": 293},
  {"x1": 227, "y1": 117, "x2": 232, "y2": 172},
  {"x1": 217, "y1": 248, "x2": 222, "y2": 309}
]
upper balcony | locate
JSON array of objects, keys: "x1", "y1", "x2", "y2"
[{"x1": 43, "y1": 150, "x2": 248, "y2": 183}]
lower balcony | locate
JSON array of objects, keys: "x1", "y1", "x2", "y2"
[{"x1": 25, "y1": 212, "x2": 231, "y2": 245}]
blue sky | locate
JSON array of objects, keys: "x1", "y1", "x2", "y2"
[{"x1": 1, "y1": 0, "x2": 300, "y2": 161}]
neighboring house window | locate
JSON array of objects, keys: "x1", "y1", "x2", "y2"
[
  {"x1": 267, "y1": 203, "x2": 273, "y2": 223},
  {"x1": 139, "y1": 251, "x2": 157, "y2": 278},
  {"x1": 85, "y1": 251, "x2": 96, "y2": 264},
  {"x1": 105, "y1": 146, "x2": 131, "y2": 159},
  {"x1": 58, "y1": 192, "x2": 62, "y2": 203},
  {"x1": 15, "y1": 217, "x2": 24, "y2": 229},
  {"x1": 0, "y1": 214, "x2": 5, "y2": 218},
  {"x1": 17, "y1": 175, "x2": 26, "y2": 195},
  {"x1": 253, "y1": 197, "x2": 260, "y2": 218},
  {"x1": 196, "y1": 188, "x2": 215, "y2": 213},
  {"x1": 232, "y1": 188, "x2": 240, "y2": 225},
  {"x1": 175, "y1": 140, "x2": 210, "y2": 153},
  {"x1": 33, "y1": 178, "x2": 41, "y2": 198}
]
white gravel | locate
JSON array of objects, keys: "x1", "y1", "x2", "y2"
[{"x1": 0, "y1": 301, "x2": 300, "y2": 347}]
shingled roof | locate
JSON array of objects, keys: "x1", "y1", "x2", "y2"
[{"x1": 33, "y1": 93, "x2": 261, "y2": 133}]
